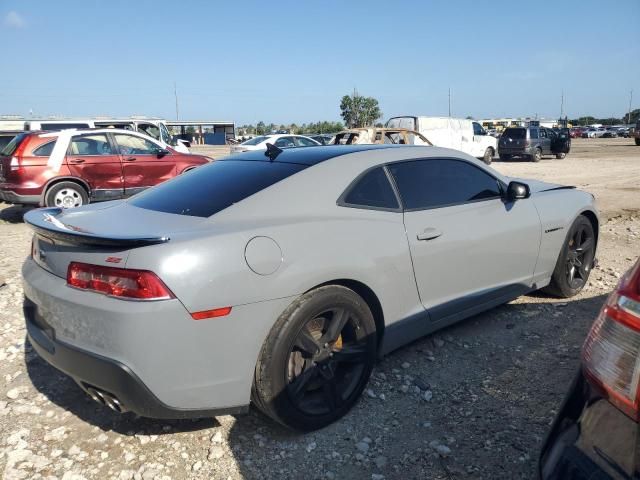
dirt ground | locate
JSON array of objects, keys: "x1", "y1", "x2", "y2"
[{"x1": 0, "y1": 137, "x2": 638, "y2": 480}]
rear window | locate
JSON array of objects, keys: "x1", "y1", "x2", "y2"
[
  {"x1": 241, "y1": 136, "x2": 270, "y2": 146},
  {"x1": 502, "y1": 128, "x2": 526, "y2": 139},
  {"x1": 129, "y1": 160, "x2": 307, "y2": 217},
  {"x1": 0, "y1": 133, "x2": 27, "y2": 156}
]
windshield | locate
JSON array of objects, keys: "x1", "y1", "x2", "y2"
[
  {"x1": 242, "y1": 136, "x2": 270, "y2": 146},
  {"x1": 502, "y1": 128, "x2": 526, "y2": 139},
  {"x1": 0, "y1": 133, "x2": 27, "y2": 156},
  {"x1": 129, "y1": 160, "x2": 307, "y2": 217}
]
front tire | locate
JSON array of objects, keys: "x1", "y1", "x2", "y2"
[
  {"x1": 252, "y1": 285, "x2": 377, "y2": 431},
  {"x1": 543, "y1": 215, "x2": 596, "y2": 298},
  {"x1": 482, "y1": 147, "x2": 494, "y2": 165},
  {"x1": 44, "y1": 182, "x2": 89, "y2": 208}
]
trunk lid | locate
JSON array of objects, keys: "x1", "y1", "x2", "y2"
[{"x1": 25, "y1": 200, "x2": 208, "y2": 278}]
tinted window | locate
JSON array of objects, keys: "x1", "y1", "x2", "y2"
[
  {"x1": 242, "y1": 136, "x2": 270, "y2": 146},
  {"x1": 274, "y1": 137, "x2": 296, "y2": 148},
  {"x1": 33, "y1": 141, "x2": 55, "y2": 156},
  {"x1": 295, "y1": 136, "x2": 318, "y2": 147},
  {"x1": 40, "y1": 123, "x2": 90, "y2": 130},
  {"x1": 0, "y1": 133, "x2": 27, "y2": 156},
  {"x1": 69, "y1": 134, "x2": 113, "y2": 155},
  {"x1": 129, "y1": 160, "x2": 306, "y2": 217},
  {"x1": 114, "y1": 134, "x2": 159, "y2": 155},
  {"x1": 388, "y1": 159, "x2": 502, "y2": 210},
  {"x1": 530, "y1": 128, "x2": 539, "y2": 139},
  {"x1": 502, "y1": 128, "x2": 526, "y2": 139},
  {"x1": 472, "y1": 122, "x2": 484, "y2": 135},
  {"x1": 342, "y1": 167, "x2": 399, "y2": 210}
]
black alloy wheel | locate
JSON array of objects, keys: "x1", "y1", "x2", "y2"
[{"x1": 286, "y1": 307, "x2": 369, "y2": 416}]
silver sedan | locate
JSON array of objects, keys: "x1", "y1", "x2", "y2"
[{"x1": 22, "y1": 144, "x2": 599, "y2": 431}]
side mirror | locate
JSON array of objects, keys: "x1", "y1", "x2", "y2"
[
  {"x1": 156, "y1": 148, "x2": 170, "y2": 157},
  {"x1": 505, "y1": 181, "x2": 530, "y2": 201}
]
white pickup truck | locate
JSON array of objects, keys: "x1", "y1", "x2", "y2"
[{"x1": 386, "y1": 116, "x2": 498, "y2": 164}]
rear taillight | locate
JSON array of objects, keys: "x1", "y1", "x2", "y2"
[
  {"x1": 10, "y1": 156, "x2": 21, "y2": 172},
  {"x1": 66, "y1": 262, "x2": 174, "y2": 301},
  {"x1": 582, "y1": 260, "x2": 640, "y2": 420}
]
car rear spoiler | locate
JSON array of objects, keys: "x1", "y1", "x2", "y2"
[{"x1": 24, "y1": 208, "x2": 170, "y2": 247}]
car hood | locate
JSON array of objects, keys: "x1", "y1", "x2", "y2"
[
  {"x1": 24, "y1": 200, "x2": 208, "y2": 247},
  {"x1": 511, "y1": 178, "x2": 575, "y2": 193}
]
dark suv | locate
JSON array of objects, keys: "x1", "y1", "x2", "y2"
[{"x1": 498, "y1": 126, "x2": 571, "y2": 162}]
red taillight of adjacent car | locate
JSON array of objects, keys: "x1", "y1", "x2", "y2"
[
  {"x1": 582, "y1": 259, "x2": 640, "y2": 420},
  {"x1": 66, "y1": 262, "x2": 174, "y2": 301}
]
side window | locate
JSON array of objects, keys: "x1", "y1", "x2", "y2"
[
  {"x1": 137, "y1": 124, "x2": 161, "y2": 141},
  {"x1": 530, "y1": 128, "x2": 539, "y2": 139},
  {"x1": 341, "y1": 167, "x2": 399, "y2": 210},
  {"x1": 114, "y1": 134, "x2": 160, "y2": 155},
  {"x1": 33, "y1": 141, "x2": 55, "y2": 157},
  {"x1": 473, "y1": 122, "x2": 484, "y2": 135},
  {"x1": 388, "y1": 159, "x2": 502, "y2": 210},
  {"x1": 68, "y1": 134, "x2": 113, "y2": 155},
  {"x1": 274, "y1": 137, "x2": 295, "y2": 148},
  {"x1": 539, "y1": 129, "x2": 547, "y2": 138}
]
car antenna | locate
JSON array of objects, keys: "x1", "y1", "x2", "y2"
[{"x1": 264, "y1": 143, "x2": 283, "y2": 161}]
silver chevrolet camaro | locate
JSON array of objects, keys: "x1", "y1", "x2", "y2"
[{"x1": 22, "y1": 144, "x2": 598, "y2": 431}]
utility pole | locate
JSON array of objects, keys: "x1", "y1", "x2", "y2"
[
  {"x1": 560, "y1": 90, "x2": 564, "y2": 118},
  {"x1": 448, "y1": 88, "x2": 451, "y2": 117},
  {"x1": 174, "y1": 82, "x2": 179, "y2": 121},
  {"x1": 627, "y1": 90, "x2": 633, "y2": 125}
]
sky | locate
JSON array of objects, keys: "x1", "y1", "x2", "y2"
[{"x1": 1, "y1": 0, "x2": 639, "y2": 125}]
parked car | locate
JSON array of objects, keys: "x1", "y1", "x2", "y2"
[
  {"x1": 24, "y1": 119, "x2": 191, "y2": 153},
  {"x1": 614, "y1": 126, "x2": 630, "y2": 138},
  {"x1": 0, "y1": 129, "x2": 210, "y2": 208},
  {"x1": 23, "y1": 144, "x2": 598, "y2": 431},
  {"x1": 634, "y1": 120, "x2": 640, "y2": 145},
  {"x1": 306, "y1": 134, "x2": 334, "y2": 145},
  {"x1": 569, "y1": 127, "x2": 585, "y2": 138},
  {"x1": 540, "y1": 257, "x2": 640, "y2": 479},
  {"x1": 386, "y1": 116, "x2": 498, "y2": 164},
  {"x1": 330, "y1": 127, "x2": 432, "y2": 147},
  {"x1": 0, "y1": 130, "x2": 22, "y2": 151},
  {"x1": 230, "y1": 134, "x2": 320, "y2": 154},
  {"x1": 498, "y1": 126, "x2": 571, "y2": 161}
]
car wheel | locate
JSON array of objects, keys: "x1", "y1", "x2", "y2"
[
  {"x1": 635, "y1": 138, "x2": 640, "y2": 146},
  {"x1": 531, "y1": 148, "x2": 542, "y2": 162},
  {"x1": 482, "y1": 147, "x2": 494, "y2": 165},
  {"x1": 45, "y1": 182, "x2": 89, "y2": 209},
  {"x1": 543, "y1": 215, "x2": 596, "y2": 298},
  {"x1": 252, "y1": 285, "x2": 377, "y2": 431},
  {"x1": 499, "y1": 154, "x2": 511, "y2": 161},
  {"x1": 555, "y1": 152, "x2": 567, "y2": 159}
]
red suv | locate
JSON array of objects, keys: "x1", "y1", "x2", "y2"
[{"x1": 0, "y1": 129, "x2": 211, "y2": 208}]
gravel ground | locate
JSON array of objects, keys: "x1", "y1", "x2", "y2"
[{"x1": 0, "y1": 138, "x2": 638, "y2": 479}]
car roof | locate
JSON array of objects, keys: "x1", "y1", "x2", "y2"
[
  {"x1": 36, "y1": 128, "x2": 155, "y2": 138},
  {"x1": 223, "y1": 144, "x2": 404, "y2": 166}
]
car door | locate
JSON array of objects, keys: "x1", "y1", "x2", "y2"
[
  {"x1": 387, "y1": 158, "x2": 541, "y2": 323},
  {"x1": 539, "y1": 128, "x2": 552, "y2": 154},
  {"x1": 112, "y1": 133, "x2": 177, "y2": 196},
  {"x1": 472, "y1": 122, "x2": 488, "y2": 157},
  {"x1": 65, "y1": 133, "x2": 124, "y2": 201}
]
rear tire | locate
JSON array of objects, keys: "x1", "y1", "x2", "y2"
[
  {"x1": 44, "y1": 182, "x2": 89, "y2": 208},
  {"x1": 252, "y1": 285, "x2": 377, "y2": 431},
  {"x1": 482, "y1": 147, "x2": 494, "y2": 165},
  {"x1": 543, "y1": 215, "x2": 596, "y2": 298},
  {"x1": 531, "y1": 148, "x2": 542, "y2": 162}
]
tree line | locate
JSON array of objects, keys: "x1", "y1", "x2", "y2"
[{"x1": 570, "y1": 109, "x2": 639, "y2": 126}]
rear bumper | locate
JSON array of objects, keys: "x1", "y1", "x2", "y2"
[
  {"x1": 25, "y1": 298, "x2": 247, "y2": 419},
  {"x1": 0, "y1": 188, "x2": 40, "y2": 205},
  {"x1": 539, "y1": 369, "x2": 638, "y2": 479}
]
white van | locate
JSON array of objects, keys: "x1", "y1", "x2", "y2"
[
  {"x1": 24, "y1": 118, "x2": 190, "y2": 153},
  {"x1": 386, "y1": 116, "x2": 497, "y2": 164}
]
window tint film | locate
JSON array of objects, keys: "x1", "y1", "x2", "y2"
[
  {"x1": 114, "y1": 134, "x2": 159, "y2": 155},
  {"x1": 33, "y1": 141, "x2": 55, "y2": 157},
  {"x1": 502, "y1": 128, "x2": 526, "y2": 139},
  {"x1": 388, "y1": 159, "x2": 501, "y2": 210},
  {"x1": 69, "y1": 134, "x2": 113, "y2": 155},
  {"x1": 343, "y1": 167, "x2": 399, "y2": 210},
  {"x1": 129, "y1": 160, "x2": 307, "y2": 217},
  {"x1": 0, "y1": 133, "x2": 27, "y2": 156},
  {"x1": 529, "y1": 128, "x2": 539, "y2": 139}
]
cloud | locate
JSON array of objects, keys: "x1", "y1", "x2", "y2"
[{"x1": 4, "y1": 11, "x2": 25, "y2": 28}]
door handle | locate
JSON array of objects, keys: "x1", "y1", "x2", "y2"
[
  {"x1": 417, "y1": 228, "x2": 442, "y2": 241},
  {"x1": 124, "y1": 157, "x2": 137, "y2": 162},
  {"x1": 69, "y1": 159, "x2": 85, "y2": 164}
]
